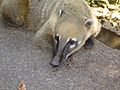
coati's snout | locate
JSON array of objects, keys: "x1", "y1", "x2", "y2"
[{"x1": 50, "y1": 34, "x2": 78, "y2": 67}]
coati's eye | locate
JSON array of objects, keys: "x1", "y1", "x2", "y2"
[{"x1": 69, "y1": 39, "x2": 76, "y2": 48}]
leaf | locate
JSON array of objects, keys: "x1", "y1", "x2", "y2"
[{"x1": 18, "y1": 80, "x2": 26, "y2": 90}]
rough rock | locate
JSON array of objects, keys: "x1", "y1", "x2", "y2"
[{"x1": 0, "y1": 22, "x2": 120, "y2": 90}]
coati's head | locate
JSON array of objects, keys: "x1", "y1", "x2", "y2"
[{"x1": 50, "y1": 10, "x2": 96, "y2": 67}]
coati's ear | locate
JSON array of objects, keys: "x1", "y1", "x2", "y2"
[
  {"x1": 85, "y1": 19, "x2": 94, "y2": 29},
  {"x1": 58, "y1": 9, "x2": 64, "y2": 17}
]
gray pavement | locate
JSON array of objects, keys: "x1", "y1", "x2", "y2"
[{"x1": 0, "y1": 22, "x2": 120, "y2": 90}]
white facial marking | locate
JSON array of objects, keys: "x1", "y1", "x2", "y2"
[
  {"x1": 56, "y1": 34, "x2": 61, "y2": 39},
  {"x1": 66, "y1": 38, "x2": 70, "y2": 43},
  {"x1": 71, "y1": 38, "x2": 77, "y2": 41},
  {"x1": 59, "y1": 9, "x2": 63, "y2": 17},
  {"x1": 78, "y1": 41, "x2": 82, "y2": 45},
  {"x1": 56, "y1": 34, "x2": 59, "y2": 37},
  {"x1": 70, "y1": 44, "x2": 75, "y2": 48},
  {"x1": 67, "y1": 38, "x2": 76, "y2": 43}
]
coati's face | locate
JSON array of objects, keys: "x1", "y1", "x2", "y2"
[{"x1": 50, "y1": 18, "x2": 94, "y2": 67}]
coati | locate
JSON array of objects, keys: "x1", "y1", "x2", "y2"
[{"x1": 0, "y1": 0, "x2": 101, "y2": 67}]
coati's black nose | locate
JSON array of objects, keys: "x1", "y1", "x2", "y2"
[
  {"x1": 50, "y1": 56, "x2": 60, "y2": 67},
  {"x1": 50, "y1": 61, "x2": 60, "y2": 67}
]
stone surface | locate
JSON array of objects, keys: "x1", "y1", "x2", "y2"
[{"x1": 0, "y1": 21, "x2": 120, "y2": 90}]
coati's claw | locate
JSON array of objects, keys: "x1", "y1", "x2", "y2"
[
  {"x1": 50, "y1": 61, "x2": 60, "y2": 67},
  {"x1": 66, "y1": 56, "x2": 74, "y2": 66}
]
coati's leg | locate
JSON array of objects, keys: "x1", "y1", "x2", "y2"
[{"x1": 84, "y1": 35, "x2": 95, "y2": 49}]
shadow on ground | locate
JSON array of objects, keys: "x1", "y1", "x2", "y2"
[{"x1": 0, "y1": 21, "x2": 120, "y2": 90}]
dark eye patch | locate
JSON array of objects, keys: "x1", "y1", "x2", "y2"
[
  {"x1": 55, "y1": 35, "x2": 59, "y2": 42},
  {"x1": 69, "y1": 39, "x2": 76, "y2": 45},
  {"x1": 53, "y1": 35, "x2": 60, "y2": 56},
  {"x1": 64, "y1": 39, "x2": 78, "y2": 49}
]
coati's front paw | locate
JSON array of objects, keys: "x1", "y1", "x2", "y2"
[
  {"x1": 66, "y1": 58, "x2": 74, "y2": 66},
  {"x1": 84, "y1": 36, "x2": 95, "y2": 50},
  {"x1": 66, "y1": 55, "x2": 74, "y2": 66}
]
